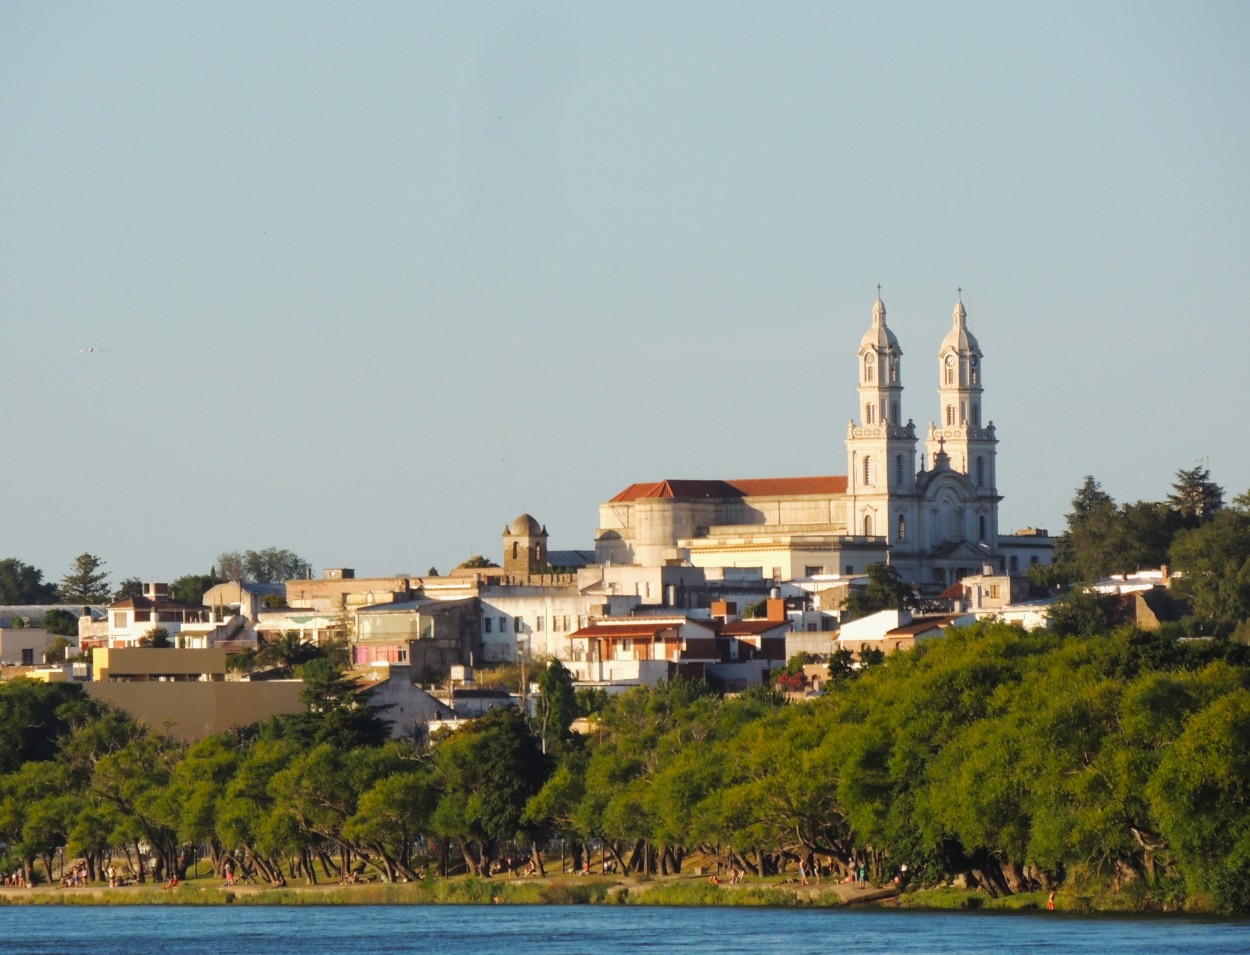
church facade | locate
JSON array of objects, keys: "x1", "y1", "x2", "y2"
[{"x1": 595, "y1": 294, "x2": 1051, "y2": 592}]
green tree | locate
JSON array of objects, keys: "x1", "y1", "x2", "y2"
[
  {"x1": 0, "y1": 558, "x2": 57, "y2": 604},
  {"x1": 1045, "y1": 589, "x2": 1120, "y2": 637},
  {"x1": 1169, "y1": 463, "x2": 1224, "y2": 525},
  {"x1": 533, "y1": 659, "x2": 578, "y2": 754},
  {"x1": 40, "y1": 608, "x2": 81, "y2": 638},
  {"x1": 59, "y1": 553, "x2": 111, "y2": 603},
  {"x1": 1169, "y1": 507, "x2": 1250, "y2": 635},
  {"x1": 842, "y1": 562, "x2": 918, "y2": 620},
  {"x1": 113, "y1": 578, "x2": 143, "y2": 600},
  {"x1": 432, "y1": 706, "x2": 548, "y2": 875},
  {"x1": 217, "y1": 548, "x2": 309, "y2": 584},
  {"x1": 170, "y1": 572, "x2": 220, "y2": 605},
  {"x1": 276, "y1": 658, "x2": 390, "y2": 749},
  {"x1": 456, "y1": 555, "x2": 499, "y2": 569}
]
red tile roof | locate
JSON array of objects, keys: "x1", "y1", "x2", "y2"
[
  {"x1": 571, "y1": 623, "x2": 677, "y2": 639},
  {"x1": 609, "y1": 476, "x2": 848, "y2": 502},
  {"x1": 718, "y1": 619, "x2": 791, "y2": 636}
]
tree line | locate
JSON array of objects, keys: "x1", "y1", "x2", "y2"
[
  {"x1": 0, "y1": 548, "x2": 310, "y2": 609},
  {"x1": 3, "y1": 626, "x2": 1249, "y2": 911}
]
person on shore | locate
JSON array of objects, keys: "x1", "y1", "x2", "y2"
[{"x1": 1048, "y1": 891, "x2": 1056, "y2": 911}]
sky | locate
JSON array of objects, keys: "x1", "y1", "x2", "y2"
[{"x1": 1, "y1": 1, "x2": 1247, "y2": 586}]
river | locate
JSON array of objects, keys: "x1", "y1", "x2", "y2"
[{"x1": 1, "y1": 904, "x2": 1246, "y2": 954}]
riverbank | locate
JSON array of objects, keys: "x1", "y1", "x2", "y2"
[
  {"x1": 0, "y1": 872, "x2": 1207, "y2": 913},
  {"x1": 0, "y1": 872, "x2": 899, "y2": 907}
]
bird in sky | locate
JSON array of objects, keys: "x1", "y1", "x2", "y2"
[{"x1": 77, "y1": 346, "x2": 107, "y2": 353}]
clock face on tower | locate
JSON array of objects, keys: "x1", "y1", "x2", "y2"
[
  {"x1": 945, "y1": 354, "x2": 956, "y2": 367},
  {"x1": 970, "y1": 355, "x2": 978, "y2": 368}
]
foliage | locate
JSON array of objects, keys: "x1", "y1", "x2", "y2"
[
  {"x1": 216, "y1": 548, "x2": 309, "y2": 584},
  {"x1": 112, "y1": 578, "x2": 143, "y2": 600},
  {"x1": 842, "y1": 562, "x2": 918, "y2": 620},
  {"x1": 456, "y1": 555, "x2": 500, "y2": 569},
  {"x1": 170, "y1": 573, "x2": 221, "y2": 605},
  {"x1": 58, "y1": 553, "x2": 111, "y2": 603},
  {"x1": 533, "y1": 659, "x2": 577, "y2": 754},
  {"x1": 0, "y1": 558, "x2": 57, "y2": 604},
  {"x1": 40, "y1": 609, "x2": 81, "y2": 638},
  {"x1": 1045, "y1": 589, "x2": 1120, "y2": 637}
]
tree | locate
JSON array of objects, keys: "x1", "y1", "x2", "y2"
[
  {"x1": 113, "y1": 578, "x2": 143, "y2": 600},
  {"x1": 456, "y1": 555, "x2": 499, "y2": 570},
  {"x1": 1169, "y1": 464, "x2": 1224, "y2": 525},
  {"x1": 40, "y1": 608, "x2": 80, "y2": 638},
  {"x1": 170, "y1": 572, "x2": 220, "y2": 605},
  {"x1": 216, "y1": 548, "x2": 309, "y2": 584},
  {"x1": 533, "y1": 659, "x2": 577, "y2": 754},
  {"x1": 842, "y1": 562, "x2": 917, "y2": 620},
  {"x1": 276, "y1": 658, "x2": 390, "y2": 749},
  {"x1": 59, "y1": 553, "x2": 111, "y2": 603},
  {"x1": 1045, "y1": 589, "x2": 1119, "y2": 637},
  {"x1": 0, "y1": 558, "x2": 57, "y2": 604},
  {"x1": 1169, "y1": 508, "x2": 1250, "y2": 635}
]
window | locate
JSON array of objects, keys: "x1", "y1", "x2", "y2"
[
  {"x1": 864, "y1": 357, "x2": 874, "y2": 382},
  {"x1": 536, "y1": 616, "x2": 545, "y2": 632},
  {"x1": 484, "y1": 618, "x2": 492, "y2": 633},
  {"x1": 864, "y1": 514, "x2": 873, "y2": 536},
  {"x1": 805, "y1": 565, "x2": 823, "y2": 577},
  {"x1": 499, "y1": 616, "x2": 508, "y2": 632},
  {"x1": 563, "y1": 615, "x2": 571, "y2": 631},
  {"x1": 514, "y1": 616, "x2": 522, "y2": 633},
  {"x1": 975, "y1": 457, "x2": 984, "y2": 487},
  {"x1": 978, "y1": 515, "x2": 987, "y2": 541},
  {"x1": 960, "y1": 400, "x2": 967, "y2": 424},
  {"x1": 889, "y1": 358, "x2": 898, "y2": 383},
  {"x1": 945, "y1": 366, "x2": 954, "y2": 385},
  {"x1": 21, "y1": 648, "x2": 34, "y2": 666},
  {"x1": 865, "y1": 403, "x2": 875, "y2": 424},
  {"x1": 864, "y1": 455, "x2": 874, "y2": 485},
  {"x1": 946, "y1": 405, "x2": 956, "y2": 426},
  {"x1": 971, "y1": 403, "x2": 980, "y2": 427},
  {"x1": 845, "y1": 565, "x2": 855, "y2": 575},
  {"x1": 891, "y1": 401, "x2": 900, "y2": 423},
  {"x1": 895, "y1": 454, "x2": 903, "y2": 486},
  {"x1": 113, "y1": 612, "x2": 126, "y2": 628},
  {"x1": 512, "y1": 542, "x2": 519, "y2": 560},
  {"x1": 898, "y1": 514, "x2": 906, "y2": 539}
]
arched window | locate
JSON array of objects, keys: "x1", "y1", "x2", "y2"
[
  {"x1": 864, "y1": 514, "x2": 873, "y2": 536},
  {"x1": 946, "y1": 405, "x2": 956, "y2": 426},
  {"x1": 865, "y1": 403, "x2": 875, "y2": 424},
  {"x1": 971, "y1": 403, "x2": 981, "y2": 427},
  {"x1": 512, "y1": 542, "x2": 519, "y2": 560},
  {"x1": 889, "y1": 358, "x2": 898, "y2": 383},
  {"x1": 891, "y1": 401, "x2": 900, "y2": 423},
  {"x1": 975, "y1": 456, "x2": 984, "y2": 488},
  {"x1": 978, "y1": 515, "x2": 987, "y2": 541},
  {"x1": 898, "y1": 513, "x2": 906, "y2": 539},
  {"x1": 864, "y1": 357, "x2": 874, "y2": 382},
  {"x1": 894, "y1": 454, "x2": 903, "y2": 486},
  {"x1": 864, "y1": 455, "x2": 875, "y2": 486}
]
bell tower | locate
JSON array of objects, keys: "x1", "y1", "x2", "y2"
[
  {"x1": 926, "y1": 292, "x2": 1000, "y2": 546},
  {"x1": 845, "y1": 291, "x2": 918, "y2": 546}
]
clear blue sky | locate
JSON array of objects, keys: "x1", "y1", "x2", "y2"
[{"x1": 2, "y1": 1, "x2": 1247, "y2": 585}]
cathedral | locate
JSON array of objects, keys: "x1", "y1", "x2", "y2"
[{"x1": 595, "y1": 294, "x2": 1051, "y2": 592}]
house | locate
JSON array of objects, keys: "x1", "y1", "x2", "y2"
[
  {"x1": 837, "y1": 608, "x2": 975, "y2": 659},
  {"x1": 566, "y1": 616, "x2": 719, "y2": 689},
  {"x1": 85, "y1": 583, "x2": 214, "y2": 649}
]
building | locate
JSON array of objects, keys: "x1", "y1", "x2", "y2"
[{"x1": 594, "y1": 294, "x2": 1051, "y2": 593}]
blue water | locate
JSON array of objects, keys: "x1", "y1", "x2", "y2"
[{"x1": 0, "y1": 905, "x2": 1246, "y2": 954}]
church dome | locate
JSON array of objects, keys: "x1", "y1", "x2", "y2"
[
  {"x1": 939, "y1": 298, "x2": 980, "y2": 355},
  {"x1": 507, "y1": 513, "x2": 545, "y2": 537},
  {"x1": 859, "y1": 296, "x2": 900, "y2": 353}
]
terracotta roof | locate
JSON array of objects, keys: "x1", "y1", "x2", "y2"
[
  {"x1": 610, "y1": 476, "x2": 848, "y2": 503},
  {"x1": 938, "y1": 583, "x2": 966, "y2": 599},
  {"x1": 887, "y1": 614, "x2": 963, "y2": 636},
  {"x1": 570, "y1": 622, "x2": 677, "y2": 640},
  {"x1": 718, "y1": 619, "x2": 790, "y2": 636}
]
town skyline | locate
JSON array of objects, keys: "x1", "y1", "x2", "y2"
[{"x1": 2, "y1": 3, "x2": 1246, "y2": 583}]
